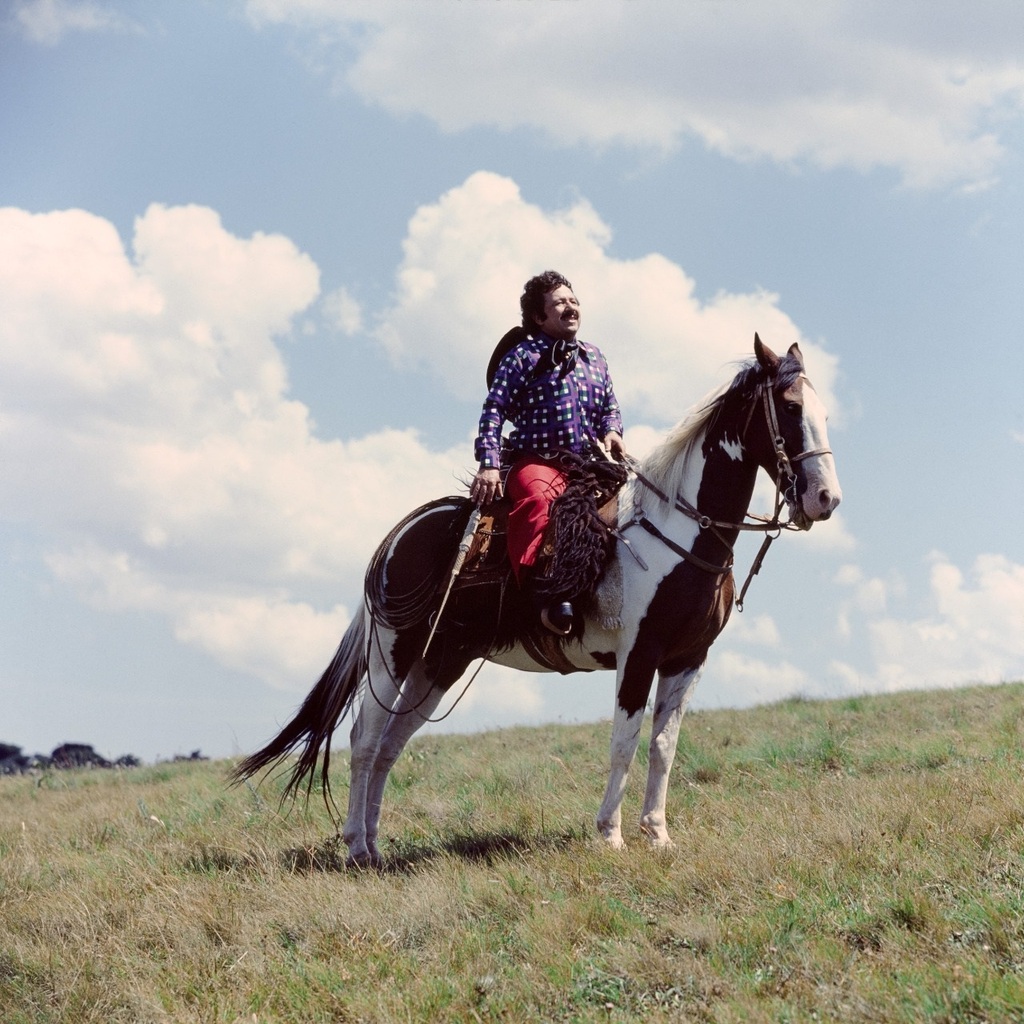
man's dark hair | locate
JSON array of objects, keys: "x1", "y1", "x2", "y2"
[{"x1": 520, "y1": 270, "x2": 573, "y2": 329}]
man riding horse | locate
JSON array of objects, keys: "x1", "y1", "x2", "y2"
[
  {"x1": 469, "y1": 271, "x2": 627, "y2": 635},
  {"x1": 233, "y1": 309, "x2": 842, "y2": 866}
]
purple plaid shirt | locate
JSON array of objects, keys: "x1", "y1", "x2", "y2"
[{"x1": 475, "y1": 332, "x2": 623, "y2": 469}]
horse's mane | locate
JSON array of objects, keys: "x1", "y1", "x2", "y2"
[
  {"x1": 637, "y1": 386, "x2": 726, "y2": 504},
  {"x1": 637, "y1": 356, "x2": 786, "y2": 506}
]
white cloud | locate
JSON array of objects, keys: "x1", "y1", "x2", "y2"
[
  {"x1": 834, "y1": 553, "x2": 1024, "y2": 690},
  {"x1": 703, "y1": 550, "x2": 1024, "y2": 711},
  {"x1": 834, "y1": 564, "x2": 900, "y2": 641},
  {"x1": 0, "y1": 181, "x2": 850, "y2": 697},
  {"x1": 873, "y1": 552, "x2": 1024, "y2": 687},
  {"x1": 14, "y1": 0, "x2": 139, "y2": 45},
  {"x1": 5, "y1": 186, "x2": 1015, "y2": 718},
  {"x1": 44, "y1": 542, "x2": 351, "y2": 690},
  {"x1": 834, "y1": 564, "x2": 898, "y2": 612},
  {"x1": 371, "y1": 171, "x2": 841, "y2": 426},
  {"x1": 728, "y1": 614, "x2": 782, "y2": 650},
  {"x1": 175, "y1": 595, "x2": 350, "y2": 690},
  {"x1": 245, "y1": 1, "x2": 1024, "y2": 189},
  {"x1": 454, "y1": 663, "x2": 545, "y2": 719},
  {"x1": 0, "y1": 203, "x2": 465, "y2": 690},
  {"x1": 698, "y1": 650, "x2": 812, "y2": 709},
  {"x1": 322, "y1": 286, "x2": 363, "y2": 335}
]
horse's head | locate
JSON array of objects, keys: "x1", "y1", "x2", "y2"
[{"x1": 748, "y1": 334, "x2": 842, "y2": 530}]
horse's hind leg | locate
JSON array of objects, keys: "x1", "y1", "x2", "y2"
[
  {"x1": 639, "y1": 663, "x2": 703, "y2": 847},
  {"x1": 343, "y1": 636, "x2": 404, "y2": 868},
  {"x1": 362, "y1": 661, "x2": 446, "y2": 859}
]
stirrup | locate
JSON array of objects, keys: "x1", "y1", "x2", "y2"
[{"x1": 540, "y1": 601, "x2": 574, "y2": 636}]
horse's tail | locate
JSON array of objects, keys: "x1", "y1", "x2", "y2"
[{"x1": 229, "y1": 610, "x2": 367, "y2": 818}]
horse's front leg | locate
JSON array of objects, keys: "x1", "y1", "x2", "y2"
[
  {"x1": 596, "y1": 667, "x2": 654, "y2": 849},
  {"x1": 639, "y1": 663, "x2": 704, "y2": 847}
]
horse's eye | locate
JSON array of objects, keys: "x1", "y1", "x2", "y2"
[{"x1": 785, "y1": 402, "x2": 802, "y2": 417}]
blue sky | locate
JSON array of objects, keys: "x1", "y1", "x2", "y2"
[{"x1": 2, "y1": 0, "x2": 1022, "y2": 763}]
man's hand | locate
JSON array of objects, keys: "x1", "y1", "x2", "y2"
[
  {"x1": 470, "y1": 467, "x2": 503, "y2": 505},
  {"x1": 605, "y1": 432, "x2": 627, "y2": 461}
]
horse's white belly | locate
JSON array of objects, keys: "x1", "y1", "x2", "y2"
[{"x1": 488, "y1": 640, "x2": 616, "y2": 674}]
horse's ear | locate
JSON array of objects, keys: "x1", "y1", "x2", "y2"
[
  {"x1": 754, "y1": 333, "x2": 780, "y2": 374},
  {"x1": 787, "y1": 342, "x2": 805, "y2": 368}
]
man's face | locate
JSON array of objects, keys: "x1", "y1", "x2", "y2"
[{"x1": 533, "y1": 284, "x2": 581, "y2": 341}]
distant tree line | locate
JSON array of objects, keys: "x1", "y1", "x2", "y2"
[{"x1": 0, "y1": 742, "x2": 208, "y2": 774}]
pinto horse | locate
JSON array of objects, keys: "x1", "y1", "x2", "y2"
[{"x1": 233, "y1": 336, "x2": 841, "y2": 867}]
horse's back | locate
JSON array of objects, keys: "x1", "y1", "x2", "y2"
[{"x1": 365, "y1": 496, "x2": 474, "y2": 630}]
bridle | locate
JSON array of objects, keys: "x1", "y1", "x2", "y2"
[
  {"x1": 754, "y1": 373, "x2": 833, "y2": 504},
  {"x1": 620, "y1": 371, "x2": 832, "y2": 611}
]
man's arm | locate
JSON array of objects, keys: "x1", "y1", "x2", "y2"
[
  {"x1": 472, "y1": 348, "x2": 527, "y2": 504},
  {"x1": 596, "y1": 348, "x2": 625, "y2": 459}
]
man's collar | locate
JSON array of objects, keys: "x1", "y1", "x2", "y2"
[{"x1": 533, "y1": 330, "x2": 589, "y2": 356}]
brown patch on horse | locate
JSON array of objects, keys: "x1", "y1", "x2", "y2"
[{"x1": 657, "y1": 570, "x2": 736, "y2": 677}]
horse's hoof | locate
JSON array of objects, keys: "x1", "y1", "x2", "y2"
[
  {"x1": 598, "y1": 829, "x2": 626, "y2": 851},
  {"x1": 639, "y1": 823, "x2": 674, "y2": 849},
  {"x1": 345, "y1": 850, "x2": 383, "y2": 871}
]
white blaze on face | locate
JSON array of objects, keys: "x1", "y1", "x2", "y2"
[{"x1": 798, "y1": 382, "x2": 842, "y2": 521}]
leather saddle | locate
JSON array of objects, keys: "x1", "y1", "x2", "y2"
[{"x1": 449, "y1": 494, "x2": 620, "y2": 674}]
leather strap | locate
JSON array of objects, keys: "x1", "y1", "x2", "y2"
[{"x1": 635, "y1": 515, "x2": 733, "y2": 577}]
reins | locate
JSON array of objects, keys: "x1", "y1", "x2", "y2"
[{"x1": 621, "y1": 375, "x2": 832, "y2": 612}]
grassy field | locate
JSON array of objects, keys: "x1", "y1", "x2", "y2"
[{"x1": 2, "y1": 681, "x2": 1024, "y2": 1023}]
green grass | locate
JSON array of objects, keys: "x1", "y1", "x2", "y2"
[{"x1": 2, "y1": 682, "x2": 1024, "y2": 1022}]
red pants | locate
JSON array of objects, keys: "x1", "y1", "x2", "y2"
[{"x1": 506, "y1": 457, "x2": 566, "y2": 583}]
